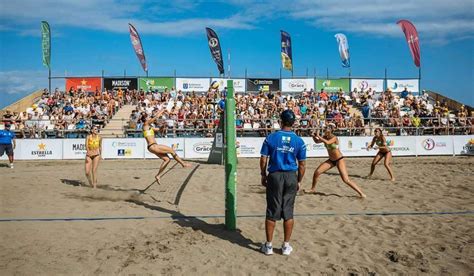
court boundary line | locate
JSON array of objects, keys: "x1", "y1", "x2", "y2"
[{"x1": 1, "y1": 210, "x2": 473, "y2": 222}]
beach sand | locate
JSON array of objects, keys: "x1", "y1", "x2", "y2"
[{"x1": 0, "y1": 156, "x2": 473, "y2": 275}]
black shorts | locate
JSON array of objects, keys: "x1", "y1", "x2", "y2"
[
  {"x1": 266, "y1": 171, "x2": 298, "y2": 221},
  {"x1": 0, "y1": 143, "x2": 14, "y2": 156}
]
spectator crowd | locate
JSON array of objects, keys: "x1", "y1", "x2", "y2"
[{"x1": 2, "y1": 86, "x2": 473, "y2": 138}]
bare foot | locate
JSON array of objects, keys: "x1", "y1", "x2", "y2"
[
  {"x1": 155, "y1": 176, "x2": 162, "y2": 185},
  {"x1": 359, "y1": 193, "x2": 367, "y2": 198},
  {"x1": 182, "y1": 162, "x2": 192, "y2": 168},
  {"x1": 304, "y1": 189, "x2": 318, "y2": 194},
  {"x1": 390, "y1": 178, "x2": 396, "y2": 182}
]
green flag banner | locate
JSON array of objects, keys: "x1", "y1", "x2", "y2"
[
  {"x1": 41, "y1": 21, "x2": 51, "y2": 69},
  {"x1": 316, "y1": 78, "x2": 350, "y2": 93},
  {"x1": 139, "y1": 77, "x2": 174, "y2": 92}
]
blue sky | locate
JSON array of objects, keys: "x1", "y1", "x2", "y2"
[{"x1": 0, "y1": 0, "x2": 473, "y2": 108}]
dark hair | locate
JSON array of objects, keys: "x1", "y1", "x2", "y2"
[{"x1": 280, "y1": 110, "x2": 296, "y2": 127}]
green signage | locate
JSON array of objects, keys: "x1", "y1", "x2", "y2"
[
  {"x1": 139, "y1": 77, "x2": 174, "y2": 92},
  {"x1": 316, "y1": 78, "x2": 350, "y2": 93}
]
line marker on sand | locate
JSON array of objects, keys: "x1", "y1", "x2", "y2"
[{"x1": 1, "y1": 210, "x2": 472, "y2": 223}]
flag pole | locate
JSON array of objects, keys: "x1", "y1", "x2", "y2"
[
  {"x1": 418, "y1": 67, "x2": 421, "y2": 96},
  {"x1": 48, "y1": 68, "x2": 51, "y2": 93}
]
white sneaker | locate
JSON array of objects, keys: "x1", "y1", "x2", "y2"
[
  {"x1": 282, "y1": 244, "x2": 293, "y2": 256},
  {"x1": 260, "y1": 243, "x2": 274, "y2": 255},
  {"x1": 9, "y1": 163, "x2": 14, "y2": 169}
]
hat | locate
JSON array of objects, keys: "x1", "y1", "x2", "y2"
[{"x1": 280, "y1": 110, "x2": 296, "y2": 125}]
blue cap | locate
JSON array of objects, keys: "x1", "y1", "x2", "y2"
[{"x1": 280, "y1": 110, "x2": 296, "y2": 125}]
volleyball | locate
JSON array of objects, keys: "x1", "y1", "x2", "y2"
[{"x1": 211, "y1": 80, "x2": 220, "y2": 89}]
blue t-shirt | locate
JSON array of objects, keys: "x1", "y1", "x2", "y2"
[
  {"x1": 0, "y1": 129, "x2": 15, "y2": 144},
  {"x1": 260, "y1": 130, "x2": 306, "y2": 173}
]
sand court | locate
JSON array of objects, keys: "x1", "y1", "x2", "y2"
[{"x1": 0, "y1": 157, "x2": 473, "y2": 274}]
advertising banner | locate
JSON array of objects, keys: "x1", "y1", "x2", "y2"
[
  {"x1": 416, "y1": 136, "x2": 454, "y2": 155},
  {"x1": 339, "y1": 136, "x2": 374, "y2": 157},
  {"x1": 66, "y1": 77, "x2": 102, "y2": 92},
  {"x1": 17, "y1": 139, "x2": 62, "y2": 160},
  {"x1": 281, "y1": 78, "x2": 314, "y2": 92},
  {"x1": 184, "y1": 138, "x2": 213, "y2": 159},
  {"x1": 63, "y1": 139, "x2": 87, "y2": 159},
  {"x1": 211, "y1": 78, "x2": 246, "y2": 93},
  {"x1": 205, "y1": 28, "x2": 224, "y2": 75},
  {"x1": 386, "y1": 79, "x2": 419, "y2": 93},
  {"x1": 247, "y1": 78, "x2": 280, "y2": 92},
  {"x1": 316, "y1": 79, "x2": 350, "y2": 93},
  {"x1": 101, "y1": 138, "x2": 144, "y2": 159},
  {"x1": 236, "y1": 137, "x2": 265, "y2": 157},
  {"x1": 280, "y1": 30, "x2": 293, "y2": 71},
  {"x1": 139, "y1": 77, "x2": 174, "y2": 92},
  {"x1": 301, "y1": 137, "x2": 328, "y2": 157},
  {"x1": 103, "y1": 78, "x2": 138, "y2": 91},
  {"x1": 453, "y1": 135, "x2": 474, "y2": 155},
  {"x1": 176, "y1": 78, "x2": 210, "y2": 92},
  {"x1": 144, "y1": 138, "x2": 185, "y2": 159},
  {"x1": 128, "y1": 23, "x2": 148, "y2": 73},
  {"x1": 383, "y1": 136, "x2": 417, "y2": 156},
  {"x1": 350, "y1": 79, "x2": 384, "y2": 92}
]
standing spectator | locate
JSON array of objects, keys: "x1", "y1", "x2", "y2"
[
  {"x1": 0, "y1": 124, "x2": 16, "y2": 168},
  {"x1": 259, "y1": 110, "x2": 306, "y2": 256}
]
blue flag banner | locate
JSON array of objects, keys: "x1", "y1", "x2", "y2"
[
  {"x1": 335, "y1": 33, "x2": 350, "y2": 68},
  {"x1": 281, "y1": 30, "x2": 293, "y2": 71}
]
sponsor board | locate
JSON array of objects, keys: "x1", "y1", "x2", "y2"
[
  {"x1": 17, "y1": 139, "x2": 62, "y2": 160},
  {"x1": 103, "y1": 78, "x2": 138, "y2": 91},
  {"x1": 416, "y1": 136, "x2": 453, "y2": 155},
  {"x1": 247, "y1": 78, "x2": 280, "y2": 92},
  {"x1": 102, "y1": 138, "x2": 144, "y2": 159},
  {"x1": 316, "y1": 78, "x2": 350, "y2": 93},
  {"x1": 339, "y1": 137, "x2": 374, "y2": 157},
  {"x1": 176, "y1": 78, "x2": 210, "y2": 92},
  {"x1": 383, "y1": 136, "x2": 417, "y2": 156},
  {"x1": 139, "y1": 77, "x2": 174, "y2": 92},
  {"x1": 63, "y1": 139, "x2": 87, "y2": 159},
  {"x1": 236, "y1": 137, "x2": 265, "y2": 157},
  {"x1": 211, "y1": 78, "x2": 246, "y2": 93},
  {"x1": 386, "y1": 79, "x2": 419, "y2": 93},
  {"x1": 184, "y1": 138, "x2": 214, "y2": 159},
  {"x1": 301, "y1": 137, "x2": 327, "y2": 157},
  {"x1": 65, "y1": 77, "x2": 102, "y2": 92},
  {"x1": 144, "y1": 138, "x2": 185, "y2": 159},
  {"x1": 453, "y1": 135, "x2": 474, "y2": 155},
  {"x1": 350, "y1": 79, "x2": 384, "y2": 92},
  {"x1": 281, "y1": 78, "x2": 315, "y2": 92}
]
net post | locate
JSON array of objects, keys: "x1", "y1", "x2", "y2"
[{"x1": 225, "y1": 80, "x2": 237, "y2": 230}]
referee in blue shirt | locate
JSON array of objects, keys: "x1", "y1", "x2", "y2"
[{"x1": 260, "y1": 110, "x2": 306, "y2": 256}]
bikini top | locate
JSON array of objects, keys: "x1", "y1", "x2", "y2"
[
  {"x1": 87, "y1": 135, "x2": 100, "y2": 150},
  {"x1": 376, "y1": 139, "x2": 385, "y2": 147},
  {"x1": 324, "y1": 139, "x2": 339, "y2": 150},
  {"x1": 143, "y1": 128, "x2": 155, "y2": 138}
]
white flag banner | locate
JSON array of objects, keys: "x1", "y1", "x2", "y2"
[
  {"x1": 350, "y1": 79, "x2": 384, "y2": 92},
  {"x1": 387, "y1": 79, "x2": 419, "y2": 92}
]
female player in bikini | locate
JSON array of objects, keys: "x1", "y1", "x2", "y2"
[
  {"x1": 367, "y1": 128, "x2": 395, "y2": 181},
  {"x1": 305, "y1": 123, "x2": 366, "y2": 198},
  {"x1": 142, "y1": 109, "x2": 191, "y2": 184},
  {"x1": 85, "y1": 125, "x2": 101, "y2": 188}
]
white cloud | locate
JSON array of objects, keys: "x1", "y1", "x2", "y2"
[
  {"x1": 1, "y1": 0, "x2": 472, "y2": 43},
  {"x1": 233, "y1": 0, "x2": 474, "y2": 43},
  {"x1": 0, "y1": 0, "x2": 254, "y2": 36},
  {"x1": 0, "y1": 70, "x2": 62, "y2": 95}
]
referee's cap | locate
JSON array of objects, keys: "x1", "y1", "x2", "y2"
[{"x1": 280, "y1": 109, "x2": 296, "y2": 125}]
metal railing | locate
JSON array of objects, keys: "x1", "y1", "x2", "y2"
[{"x1": 2, "y1": 116, "x2": 472, "y2": 138}]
